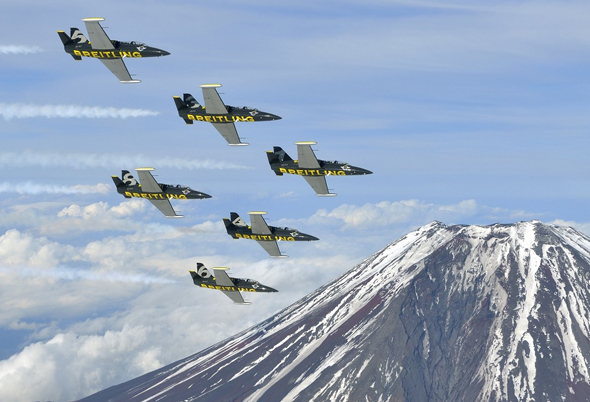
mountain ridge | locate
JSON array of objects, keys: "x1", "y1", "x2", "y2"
[{"x1": 78, "y1": 220, "x2": 590, "y2": 402}]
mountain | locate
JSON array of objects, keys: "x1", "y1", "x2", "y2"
[{"x1": 78, "y1": 221, "x2": 590, "y2": 402}]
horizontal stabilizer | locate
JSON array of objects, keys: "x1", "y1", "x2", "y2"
[
  {"x1": 57, "y1": 30, "x2": 73, "y2": 45},
  {"x1": 173, "y1": 96, "x2": 186, "y2": 111}
]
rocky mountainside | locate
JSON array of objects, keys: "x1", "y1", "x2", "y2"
[{"x1": 78, "y1": 221, "x2": 590, "y2": 402}]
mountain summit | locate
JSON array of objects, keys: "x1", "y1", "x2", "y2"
[{"x1": 79, "y1": 221, "x2": 590, "y2": 402}]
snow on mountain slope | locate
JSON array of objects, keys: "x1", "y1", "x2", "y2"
[{"x1": 78, "y1": 221, "x2": 590, "y2": 402}]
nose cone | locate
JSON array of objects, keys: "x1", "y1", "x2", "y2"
[
  {"x1": 261, "y1": 285, "x2": 279, "y2": 293},
  {"x1": 191, "y1": 191, "x2": 212, "y2": 199},
  {"x1": 152, "y1": 47, "x2": 170, "y2": 56},
  {"x1": 349, "y1": 165, "x2": 372, "y2": 175},
  {"x1": 301, "y1": 233, "x2": 319, "y2": 241},
  {"x1": 259, "y1": 111, "x2": 282, "y2": 121}
]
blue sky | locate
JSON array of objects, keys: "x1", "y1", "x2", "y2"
[{"x1": 1, "y1": 1, "x2": 590, "y2": 400}]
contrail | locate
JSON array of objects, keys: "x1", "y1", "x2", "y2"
[
  {"x1": 0, "y1": 103, "x2": 159, "y2": 120},
  {"x1": 0, "y1": 45, "x2": 43, "y2": 55},
  {"x1": 1, "y1": 265, "x2": 177, "y2": 284},
  {"x1": 0, "y1": 182, "x2": 110, "y2": 195},
  {"x1": 0, "y1": 151, "x2": 251, "y2": 170}
]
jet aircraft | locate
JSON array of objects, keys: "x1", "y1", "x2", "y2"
[
  {"x1": 112, "y1": 168, "x2": 211, "y2": 218},
  {"x1": 190, "y1": 263, "x2": 278, "y2": 305},
  {"x1": 58, "y1": 17, "x2": 170, "y2": 83},
  {"x1": 223, "y1": 212, "x2": 318, "y2": 258},
  {"x1": 173, "y1": 84, "x2": 281, "y2": 146},
  {"x1": 267, "y1": 141, "x2": 372, "y2": 196}
]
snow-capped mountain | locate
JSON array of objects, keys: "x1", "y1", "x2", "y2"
[{"x1": 78, "y1": 221, "x2": 590, "y2": 402}]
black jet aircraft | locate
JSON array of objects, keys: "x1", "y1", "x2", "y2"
[
  {"x1": 267, "y1": 141, "x2": 372, "y2": 196},
  {"x1": 223, "y1": 212, "x2": 318, "y2": 258},
  {"x1": 173, "y1": 84, "x2": 281, "y2": 146},
  {"x1": 190, "y1": 263, "x2": 278, "y2": 305},
  {"x1": 112, "y1": 168, "x2": 210, "y2": 218},
  {"x1": 58, "y1": 17, "x2": 169, "y2": 83}
]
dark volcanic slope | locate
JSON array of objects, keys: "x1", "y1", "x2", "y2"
[{"x1": 79, "y1": 221, "x2": 590, "y2": 402}]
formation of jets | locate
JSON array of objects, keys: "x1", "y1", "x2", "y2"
[{"x1": 59, "y1": 18, "x2": 371, "y2": 303}]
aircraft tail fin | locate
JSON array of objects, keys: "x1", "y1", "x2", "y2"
[
  {"x1": 183, "y1": 93, "x2": 201, "y2": 108},
  {"x1": 111, "y1": 175, "x2": 125, "y2": 188},
  {"x1": 190, "y1": 263, "x2": 213, "y2": 283},
  {"x1": 230, "y1": 212, "x2": 248, "y2": 227},
  {"x1": 272, "y1": 146, "x2": 293, "y2": 163},
  {"x1": 57, "y1": 31, "x2": 73, "y2": 45},
  {"x1": 58, "y1": 31, "x2": 82, "y2": 60},
  {"x1": 119, "y1": 170, "x2": 138, "y2": 187},
  {"x1": 224, "y1": 213, "x2": 247, "y2": 238},
  {"x1": 266, "y1": 150, "x2": 284, "y2": 176},
  {"x1": 70, "y1": 28, "x2": 88, "y2": 44}
]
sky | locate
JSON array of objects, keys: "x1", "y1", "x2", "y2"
[{"x1": 1, "y1": 0, "x2": 590, "y2": 400}]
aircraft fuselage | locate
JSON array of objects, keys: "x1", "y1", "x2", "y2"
[
  {"x1": 268, "y1": 158, "x2": 373, "y2": 177},
  {"x1": 116, "y1": 184, "x2": 211, "y2": 201},
  {"x1": 64, "y1": 41, "x2": 169, "y2": 59},
  {"x1": 180, "y1": 105, "x2": 281, "y2": 124},
  {"x1": 191, "y1": 274, "x2": 278, "y2": 293},
  {"x1": 224, "y1": 221, "x2": 319, "y2": 242}
]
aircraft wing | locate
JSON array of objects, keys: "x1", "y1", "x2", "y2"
[
  {"x1": 135, "y1": 168, "x2": 162, "y2": 193},
  {"x1": 135, "y1": 168, "x2": 182, "y2": 218},
  {"x1": 98, "y1": 58, "x2": 138, "y2": 83},
  {"x1": 296, "y1": 142, "x2": 321, "y2": 169},
  {"x1": 213, "y1": 268, "x2": 250, "y2": 305},
  {"x1": 249, "y1": 212, "x2": 272, "y2": 235},
  {"x1": 83, "y1": 18, "x2": 114, "y2": 50},
  {"x1": 303, "y1": 176, "x2": 334, "y2": 196},
  {"x1": 82, "y1": 18, "x2": 139, "y2": 83},
  {"x1": 211, "y1": 122, "x2": 247, "y2": 146},
  {"x1": 201, "y1": 84, "x2": 228, "y2": 114},
  {"x1": 249, "y1": 212, "x2": 286, "y2": 257},
  {"x1": 147, "y1": 199, "x2": 182, "y2": 218},
  {"x1": 256, "y1": 240, "x2": 285, "y2": 258}
]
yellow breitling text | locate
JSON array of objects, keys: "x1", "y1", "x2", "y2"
[
  {"x1": 235, "y1": 233, "x2": 295, "y2": 241},
  {"x1": 125, "y1": 192, "x2": 187, "y2": 200},
  {"x1": 73, "y1": 50, "x2": 143, "y2": 58},
  {"x1": 186, "y1": 114, "x2": 255, "y2": 123},
  {"x1": 279, "y1": 168, "x2": 346, "y2": 176},
  {"x1": 200, "y1": 284, "x2": 257, "y2": 292}
]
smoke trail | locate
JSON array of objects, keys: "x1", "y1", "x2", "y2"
[
  {"x1": 0, "y1": 151, "x2": 251, "y2": 170},
  {"x1": 0, "y1": 182, "x2": 110, "y2": 195},
  {"x1": 0, "y1": 45, "x2": 43, "y2": 55},
  {"x1": 1, "y1": 265, "x2": 177, "y2": 284},
  {"x1": 0, "y1": 103, "x2": 159, "y2": 120}
]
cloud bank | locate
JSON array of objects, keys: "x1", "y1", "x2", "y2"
[{"x1": 0, "y1": 103, "x2": 159, "y2": 120}]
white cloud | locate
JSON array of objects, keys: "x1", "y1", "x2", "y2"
[
  {"x1": 0, "y1": 326, "x2": 163, "y2": 402},
  {"x1": 309, "y1": 199, "x2": 479, "y2": 229},
  {"x1": 550, "y1": 219, "x2": 590, "y2": 237},
  {"x1": 0, "y1": 103, "x2": 159, "y2": 120},
  {"x1": 0, "y1": 45, "x2": 42, "y2": 55}
]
